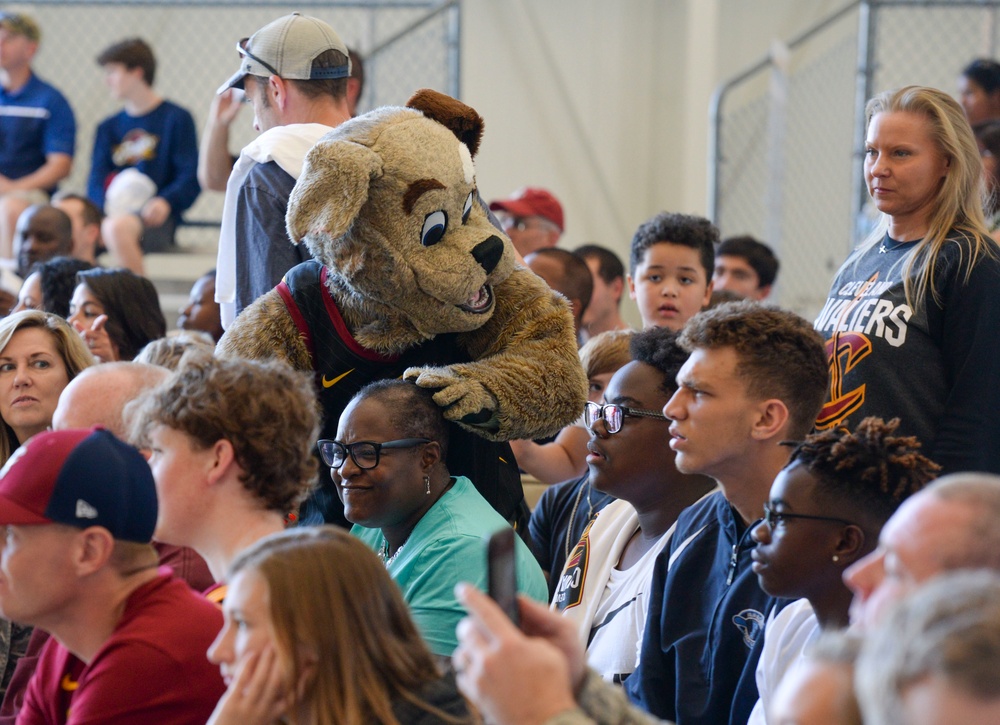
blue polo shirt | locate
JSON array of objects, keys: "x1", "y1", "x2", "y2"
[{"x1": 0, "y1": 73, "x2": 76, "y2": 186}]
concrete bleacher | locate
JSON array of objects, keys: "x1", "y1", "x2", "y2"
[{"x1": 125, "y1": 224, "x2": 219, "y2": 331}]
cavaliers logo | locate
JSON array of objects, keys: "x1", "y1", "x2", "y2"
[
  {"x1": 816, "y1": 270, "x2": 880, "y2": 430},
  {"x1": 817, "y1": 331, "x2": 872, "y2": 430},
  {"x1": 553, "y1": 516, "x2": 598, "y2": 610},
  {"x1": 112, "y1": 129, "x2": 159, "y2": 166}
]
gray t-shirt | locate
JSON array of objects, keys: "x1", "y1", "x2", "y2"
[
  {"x1": 815, "y1": 232, "x2": 1000, "y2": 473},
  {"x1": 233, "y1": 160, "x2": 312, "y2": 316}
]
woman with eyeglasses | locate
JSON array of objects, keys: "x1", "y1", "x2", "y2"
[
  {"x1": 321, "y1": 378, "x2": 546, "y2": 660},
  {"x1": 745, "y1": 417, "x2": 938, "y2": 725},
  {"x1": 551, "y1": 327, "x2": 715, "y2": 684}
]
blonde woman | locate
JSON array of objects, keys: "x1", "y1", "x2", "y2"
[
  {"x1": 206, "y1": 527, "x2": 472, "y2": 725},
  {"x1": 0, "y1": 310, "x2": 94, "y2": 699},
  {"x1": 0, "y1": 310, "x2": 94, "y2": 465},
  {"x1": 815, "y1": 85, "x2": 1000, "y2": 473}
]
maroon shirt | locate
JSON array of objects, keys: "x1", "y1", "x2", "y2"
[{"x1": 16, "y1": 570, "x2": 224, "y2": 725}]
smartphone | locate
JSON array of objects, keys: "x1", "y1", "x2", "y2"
[{"x1": 487, "y1": 527, "x2": 519, "y2": 626}]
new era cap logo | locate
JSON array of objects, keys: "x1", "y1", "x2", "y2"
[{"x1": 75, "y1": 500, "x2": 98, "y2": 519}]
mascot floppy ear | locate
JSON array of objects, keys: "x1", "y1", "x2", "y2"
[
  {"x1": 407, "y1": 88, "x2": 484, "y2": 157},
  {"x1": 286, "y1": 138, "x2": 383, "y2": 244}
]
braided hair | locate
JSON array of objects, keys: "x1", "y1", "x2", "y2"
[{"x1": 789, "y1": 417, "x2": 940, "y2": 523}]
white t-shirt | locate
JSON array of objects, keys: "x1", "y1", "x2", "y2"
[
  {"x1": 585, "y1": 531, "x2": 671, "y2": 684},
  {"x1": 747, "y1": 598, "x2": 821, "y2": 725}
]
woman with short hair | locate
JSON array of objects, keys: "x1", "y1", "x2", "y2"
[{"x1": 324, "y1": 379, "x2": 547, "y2": 658}]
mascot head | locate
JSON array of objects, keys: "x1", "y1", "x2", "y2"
[{"x1": 286, "y1": 89, "x2": 516, "y2": 338}]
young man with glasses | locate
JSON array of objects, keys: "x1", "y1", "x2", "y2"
[
  {"x1": 213, "y1": 13, "x2": 353, "y2": 328},
  {"x1": 488, "y1": 187, "x2": 564, "y2": 258},
  {"x1": 131, "y1": 353, "x2": 319, "y2": 598},
  {"x1": 745, "y1": 416, "x2": 937, "y2": 725},
  {"x1": 450, "y1": 301, "x2": 829, "y2": 725},
  {"x1": 552, "y1": 327, "x2": 715, "y2": 684}
]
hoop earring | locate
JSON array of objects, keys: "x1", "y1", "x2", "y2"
[{"x1": 424, "y1": 475, "x2": 431, "y2": 495}]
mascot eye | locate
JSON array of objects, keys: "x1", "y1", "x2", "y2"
[
  {"x1": 462, "y1": 192, "x2": 474, "y2": 224},
  {"x1": 421, "y1": 210, "x2": 448, "y2": 247}
]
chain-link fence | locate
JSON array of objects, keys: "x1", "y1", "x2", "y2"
[
  {"x1": 12, "y1": 0, "x2": 460, "y2": 248},
  {"x1": 710, "y1": 0, "x2": 1000, "y2": 320}
]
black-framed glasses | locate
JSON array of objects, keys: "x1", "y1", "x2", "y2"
[
  {"x1": 761, "y1": 503, "x2": 855, "y2": 530},
  {"x1": 237, "y1": 37, "x2": 280, "y2": 77},
  {"x1": 584, "y1": 402, "x2": 668, "y2": 434},
  {"x1": 318, "y1": 438, "x2": 430, "y2": 470}
]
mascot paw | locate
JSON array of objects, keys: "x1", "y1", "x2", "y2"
[{"x1": 403, "y1": 366, "x2": 499, "y2": 427}]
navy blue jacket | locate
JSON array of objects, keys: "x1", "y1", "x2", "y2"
[{"x1": 625, "y1": 491, "x2": 785, "y2": 725}]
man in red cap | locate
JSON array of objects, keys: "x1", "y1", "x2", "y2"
[
  {"x1": 489, "y1": 187, "x2": 564, "y2": 258},
  {"x1": 0, "y1": 428, "x2": 224, "y2": 724}
]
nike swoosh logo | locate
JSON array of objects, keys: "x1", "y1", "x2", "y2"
[{"x1": 322, "y1": 369, "x2": 354, "y2": 388}]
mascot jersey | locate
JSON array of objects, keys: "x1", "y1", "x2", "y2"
[{"x1": 278, "y1": 261, "x2": 526, "y2": 528}]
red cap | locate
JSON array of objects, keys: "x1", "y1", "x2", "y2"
[
  {"x1": 0, "y1": 428, "x2": 158, "y2": 543},
  {"x1": 489, "y1": 187, "x2": 564, "y2": 232}
]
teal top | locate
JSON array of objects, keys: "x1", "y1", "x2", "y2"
[{"x1": 352, "y1": 475, "x2": 547, "y2": 656}]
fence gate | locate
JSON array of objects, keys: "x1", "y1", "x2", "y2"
[{"x1": 710, "y1": 0, "x2": 1000, "y2": 319}]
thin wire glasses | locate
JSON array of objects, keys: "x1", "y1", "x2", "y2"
[
  {"x1": 318, "y1": 438, "x2": 430, "y2": 470},
  {"x1": 584, "y1": 402, "x2": 668, "y2": 434},
  {"x1": 761, "y1": 503, "x2": 855, "y2": 529}
]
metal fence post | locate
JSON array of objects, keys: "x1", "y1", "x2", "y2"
[
  {"x1": 764, "y1": 40, "x2": 790, "y2": 263},
  {"x1": 851, "y1": 0, "x2": 877, "y2": 250}
]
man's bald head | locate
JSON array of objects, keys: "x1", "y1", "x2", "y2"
[{"x1": 53, "y1": 362, "x2": 169, "y2": 438}]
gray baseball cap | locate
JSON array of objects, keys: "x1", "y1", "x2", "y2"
[{"x1": 218, "y1": 13, "x2": 350, "y2": 94}]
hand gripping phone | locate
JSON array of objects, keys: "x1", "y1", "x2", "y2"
[{"x1": 487, "y1": 527, "x2": 519, "y2": 627}]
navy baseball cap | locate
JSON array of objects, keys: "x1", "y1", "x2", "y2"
[{"x1": 0, "y1": 428, "x2": 157, "y2": 543}]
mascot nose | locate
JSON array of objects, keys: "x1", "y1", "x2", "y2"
[{"x1": 472, "y1": 236, "x2": 504, "y2": 274}]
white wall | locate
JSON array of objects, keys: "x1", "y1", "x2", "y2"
[{"x1": 462, "y1": 0, "x2": 847, "y2": 323}]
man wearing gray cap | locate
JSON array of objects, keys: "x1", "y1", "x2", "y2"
[{"x1": 214, "y1": 13, "x2": 353, "y2": 328}]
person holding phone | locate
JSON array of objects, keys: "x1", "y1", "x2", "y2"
[{"x1": 323, "y1": 379, "x2": 547, "y2": 659}]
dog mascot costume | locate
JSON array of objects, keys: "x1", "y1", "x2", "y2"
[{"x1": 218, "y1": 89, "x2": 587, "y2": 528}]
